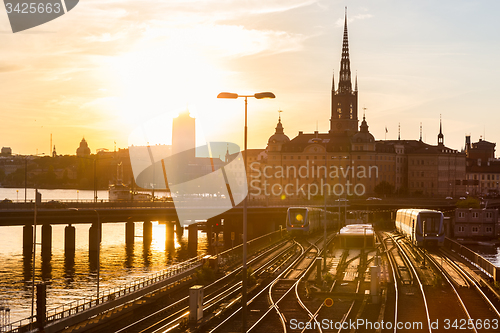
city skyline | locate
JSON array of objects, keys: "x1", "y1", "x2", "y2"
[{"x1": 0, "y1": 0, "x2": 499, "y2": 155}]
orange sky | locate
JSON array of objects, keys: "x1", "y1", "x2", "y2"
[{"x1": 1, "y1": 1, "x2": 499, "y2": 155}]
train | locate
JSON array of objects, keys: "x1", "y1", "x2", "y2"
[
  {"x1": 286, "y1": 207, "x2": 339, "y2": 236},
  {"x1": 395, "y1": 209, "x2": 445, "y2": 247}
]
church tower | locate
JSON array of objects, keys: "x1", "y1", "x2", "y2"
[
  {"x1": 438, "y1": 115, "x2": 444, "y2": 146},
  {"x1": 330, "y1": 8, "x2": 358, "y2": 136}
]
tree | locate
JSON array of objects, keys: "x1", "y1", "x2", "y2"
[
  {"x1": 374, "y1": 181, "x2": 394, "y2": 196},
  {"x1": 456, "y1": 197, "x2": 480, "y2": 209}
]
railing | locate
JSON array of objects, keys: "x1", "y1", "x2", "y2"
[
  {"x1": 444, "y1": 237, "x2": 500, "y2": 281},
  {"x1": 0, "y1": 199, "x2": 343, "y2": 211},
  {"x1": 1, "y1": 255, "x2": 206, "y2": 333}
]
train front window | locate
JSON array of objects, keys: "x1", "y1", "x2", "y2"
[
  {"x1": 288, "y1": 209, "x2": 308, "y2": 226},
  {"x1": 420, "y1": 214, "x2": 441, "y2": 233}
]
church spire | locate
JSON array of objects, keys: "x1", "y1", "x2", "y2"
[
  {"x1": 438, "y1": 114, "x2": 444, "y2": 146},
  {"x1": 338, "y1": 7, "x2": 352, "y2": 94},
  {"x1": 331, "y1": 70, "x2": 335, "y2": 92}
]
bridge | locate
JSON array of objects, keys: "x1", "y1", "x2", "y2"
[{"x1": 0, "y1": 196, "x2": 470, "y2": 257}]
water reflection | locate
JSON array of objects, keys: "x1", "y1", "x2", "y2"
[
  {"x1": 125, "y1": 244, "x2": 134, "y2": 268},
  {"x1": 41, "y1": 253, "x2": 52, "y2": 282},
  {"x1": 0, "y1": 222, "x2": 208, "y2": 323}
]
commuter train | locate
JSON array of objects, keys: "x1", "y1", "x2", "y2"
[
  {"x1": 286, "y1": 207, "x2": 339, "y2": 236},
  {"x1": 395, "y1": 209, "x2": 445, "y2": 247}
]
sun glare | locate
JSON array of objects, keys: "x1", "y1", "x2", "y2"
[{"x1": 150, "y1": 221, "x2": 181, "y2": 253}]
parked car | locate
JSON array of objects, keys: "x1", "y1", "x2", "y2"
[
  {"x1": 43, "y1": 200, "x2": 67, "y2": 209},
  {"x1": 335, "y1": 198, "x2": 349, "y2": 202},
  {"x1": 445, "y1": 196, "x2": 453, "y2": 200},
  {"x1": 366, "y1": 197, "x2": 382, "y2": 201}
]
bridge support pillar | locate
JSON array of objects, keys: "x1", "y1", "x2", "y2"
[
  {"x1": 41, "y1": 224, "x2": 52, "y2": 257},
  {"x1": 89, "y1": 222, "x2": 100, "y2": 254},
  {"x1": 188, "y1": 223, "x2": 198, "y2": 254},
  {"x1": 166, "y1": 221, "x2": 175, "y2": 248},
  {"x1": 65, "y1": 224, "x2": 76, "y2": 255},
  {"x1": 126, "y1": 221, "x2": 135, "y2": 245},
  {"x1": 143, "y1": 220, "x2": 153, "y2": 244},
  {"x1": 175, "y1": 220, "x2": 183, "y2": 237},
  {"x1": 23, "y1": 224, "x2": 33, "y2": 253}
]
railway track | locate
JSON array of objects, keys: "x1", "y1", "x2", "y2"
[
  {"x1": 111, "y1": 237, "x2": 297, "y2": 333},
  {"x1": 382, "y1": 231, "x2": 500, "y2": 333},
  {"x1": 209, "y1": 237, "x2": 322, "y2": 332}
]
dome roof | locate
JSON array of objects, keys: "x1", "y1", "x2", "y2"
[
  {"x1": 268, "y1": 117, "x2": 290, "y2": 145},
  {"x1": 352, "y1": 116, "x2": 374, "y2": 143}
]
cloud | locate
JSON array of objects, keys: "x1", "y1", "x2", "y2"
[{"x1": 0, "y1": 64, "x2": 23, "y2": 73}]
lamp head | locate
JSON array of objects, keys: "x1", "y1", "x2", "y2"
[
  {"x1": 217, "y1": 92, "x2": 239, "y2": 99},
  {"x1": 254, "y1": 92, "x2": 275, "y2": 99}
]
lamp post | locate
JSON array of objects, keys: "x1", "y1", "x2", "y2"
[
  {"x1": 217, "y1": 91, "x2": 275, "y2": 332},
  {"x1": 24, "y1": 153, "x2": 45, "y2": 203}
]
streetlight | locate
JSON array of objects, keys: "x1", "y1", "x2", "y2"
[
  {"x1": 217, "y1": 91, "x2": 275, "y2": 332},
  {"x1": 23, "y1": 153, "x2": 45, "y2": 203}
]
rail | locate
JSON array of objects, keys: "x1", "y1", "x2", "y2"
[
  {"x1": 216, "y1": 228, "x2": 287, "y2": 271},
  {"x1": 444, "y1": 237, "x2": 500, "y2": 282},
  {"x1": 1, "y1": 255, "x2": 206, "y2": 333}
]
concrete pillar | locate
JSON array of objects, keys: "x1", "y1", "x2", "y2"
[
  {"x1": 23, "y1": 224, "x2": 33, "y2": 252},
  {"x1": 65, "y1": 224, "x2": 76, "y2": 255},
  {"x1": 175, "y1": 220, "x2": 184, "y2": 237},
  {"x1": 189, "y1": 285, "x2": 204, "y2": 323},
  {"x1": 166, "y1": 221, "x2": 175, "y2": 248},
  {"x1": 188, "y1": 223, "x2": 198, "y2": 254},
  {"x1": 89, "y1": 223, "x2": 100, "y2": 253},
  {"x1": 143, "y1": 220, "x2": 153, "y2": 243},
  {"x1": 41, "y1": 224, "x2": 52, "y2": 257},
  {"x1": 126, "y1": 221, "x2": 135, "y2": 245},
  {"x1": 370, "y1": 266, "x2": 380, "y2": 303}
]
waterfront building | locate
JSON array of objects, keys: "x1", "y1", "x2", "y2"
[
  {"x1": 464, "y1": 136, "x2": 500, "y2": 196},
  {"x1": 453, "y1": 208, "x2": 500, "y2": 239}
]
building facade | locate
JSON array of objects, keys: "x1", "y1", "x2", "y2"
[
  {"x1": 246, "y1": 12, "x2": 466, "y2": 201},
  {"x1": 453, "y1": 208, "x2": 499, "y2": 239}
]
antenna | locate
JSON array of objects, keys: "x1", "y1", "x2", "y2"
[
  {"x1": 420, "y1": 122, "x2": 422, "y2": 141},
  {"x1": 50, "y1": 133, "x2": 52, "y2": 157}
]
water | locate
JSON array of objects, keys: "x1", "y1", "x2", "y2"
[
  {"x1": 466, "y1": 244, "x2": 500, "y2": 266},
  {"x1": 0, "y1": 188, "x2": 207, "y2": 324}
]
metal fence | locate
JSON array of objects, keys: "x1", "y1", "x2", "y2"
[
  {"x1": 1, "y1": 255, "x2": 206, "y2": 333},
  {"x1": 444, "y1": 237, "x2": 500, "y2": 281}
]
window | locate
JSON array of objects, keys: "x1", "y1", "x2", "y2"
[
  {"x1": 458, "y1": 226, "x2": 465, "y2": 232},
  {"x1": 486, "y1": 212, "x2": 493, "y2": 219},
  {"x1": 472, "y1": 212, "x2": 479, "y2": 218},
  {"x1": 472, "y1": 226, "x2": 479, "y2": 233},
  {"x1": 486, "y1": 227, "x2": 493, "y2": 233},
  {"x1": 458, "y1": 212, "x2": 465, "y2": 218}
]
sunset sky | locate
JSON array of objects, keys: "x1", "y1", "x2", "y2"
[{"x1": 1, "y1": 0, "x2": 499, "y2": 156}]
